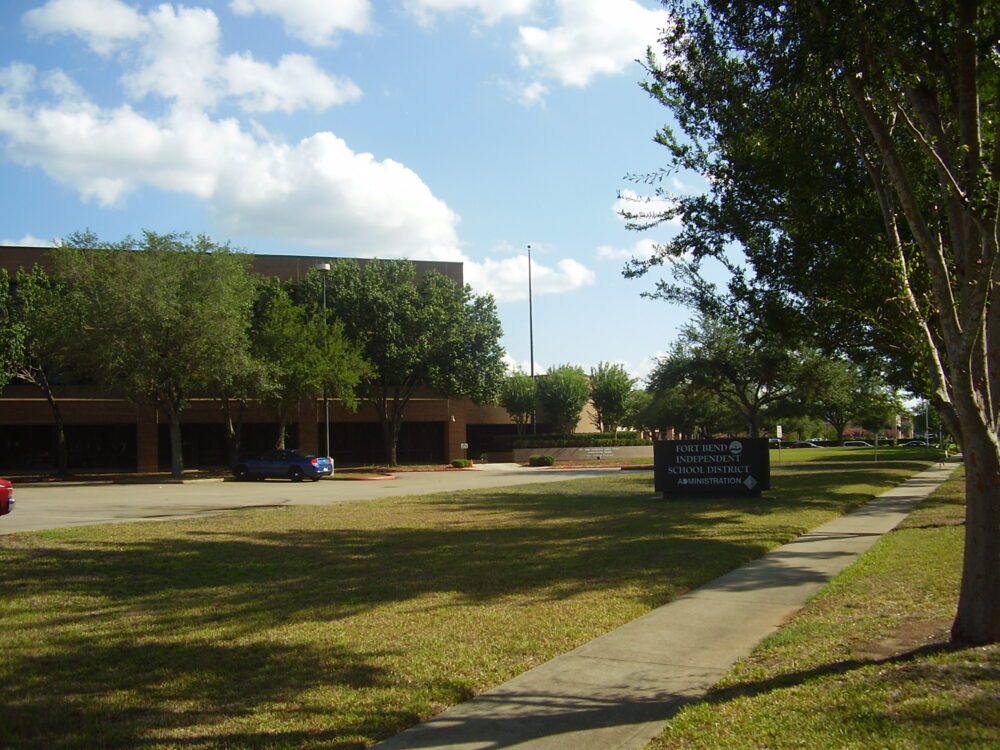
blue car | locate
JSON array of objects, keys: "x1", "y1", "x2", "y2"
[{"x1": 233, "y1": 450, "x2": 333, "y2": 482}]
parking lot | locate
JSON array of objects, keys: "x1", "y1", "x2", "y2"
[{"x1": 1, "y1": 464, "x2": 624, "y2": 534}]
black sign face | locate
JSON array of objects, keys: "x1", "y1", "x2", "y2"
[{"x1": 654, "y1": 438, "x2": 770, "y2": 496}]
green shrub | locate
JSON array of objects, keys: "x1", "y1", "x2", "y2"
[
  {"x1": 450, "y1": 458, "x2": 472, "y2": 468},
  {"x1": 511, "y1": 432, "x2": 651, "y2": 450},
  {"x1": 528, "y1": 454, "x2": 556, "y2": 467}
]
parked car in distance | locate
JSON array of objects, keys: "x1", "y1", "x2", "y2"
[
  {"x1": 791, "y1": 441, "x2": 820, "y2": 448},
  {"x1": 901, "y1": 440, "x2": 929, "y2": 446},
  {"x1": 843, "y1": 440, "x2": 873, "y2": 447},
  {"x1": 1, "y1": 478, "x2": 14, "y2": 516},
  {"x1": 233, "y1": 450, "x2": 333, "y2": 482}
]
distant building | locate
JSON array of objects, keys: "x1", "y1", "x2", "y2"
[{"x1": 0, "y1": 246, "x2": 517, "y2": 472}]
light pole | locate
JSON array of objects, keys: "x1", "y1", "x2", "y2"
[
  {"x1": 317, "y1": 262, "x2": 331, "y2": 461},
  {"x1": 527, "y1": 244, "x2": 536, "y2": 433}
]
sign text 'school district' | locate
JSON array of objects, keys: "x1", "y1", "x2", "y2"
[{"x1": 654, "y1": 439, "x2": 770, "y2": 496}]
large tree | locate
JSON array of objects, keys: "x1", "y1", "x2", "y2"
[
  {"x1": 651, "y1": 313, "x2": 803, "y2": 438},
  {"x1": 2, "y1": 267, "x2": 76, "y2": 474},
  {"x1": 631, "y1": 0, "x2": 999, "y2": 643},
  {"x1": 323, "y1": 260, "x2": 505, "y2": 466},
  {"x1": 0, "y1": 269, "x2": 20, "y2": 393},
  {"x1": 589, "y1": 361, "x2": 637, "y2": 433},
  {"x1": 252, "y1": 281, "x2": 367, "y2": 450},
  {"x1": 53, "y1": 231, "x2": 258, "y2": 479},
  {"x1": 798, "y1": 355, "x2": 901, "y2": 445}
]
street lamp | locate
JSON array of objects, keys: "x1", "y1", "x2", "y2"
[{"x1": 316, "y1": 262, "x2": 331, "y2": 461}]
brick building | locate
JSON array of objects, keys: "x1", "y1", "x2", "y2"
[{"x1": 0, "y1": 246, "x2": 517, "y2": 472}]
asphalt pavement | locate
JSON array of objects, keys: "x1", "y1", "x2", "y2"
[{"x1": 0, "y1": 463, "x2": 622, "y2": 535}]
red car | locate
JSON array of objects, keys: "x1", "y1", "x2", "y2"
[{"x1": 0, "y1": 479, "x2": 13, "y2": 516}]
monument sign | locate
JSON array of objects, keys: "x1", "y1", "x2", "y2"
[{"x1": 654, "y1": 438, "x2": 770, "y2": 496}]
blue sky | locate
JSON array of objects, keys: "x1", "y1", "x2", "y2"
[{"x1": 0, "y1": 0, "x2": 701, "y2": 381}]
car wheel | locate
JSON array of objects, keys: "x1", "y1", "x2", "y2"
[
  {"x1": 289, "y1": 466, "x2": 305, "y2": 482},
  {"x1": 234, "y1": 465, "x2": 250, "y2": 481}
]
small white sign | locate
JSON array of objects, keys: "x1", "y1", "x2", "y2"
[
  {"x1": 460, "y1": 442, "x2": 469, "y2": 449},
  {"x1": 776, "y1": 425, "x2": 783, "y2": 439}
]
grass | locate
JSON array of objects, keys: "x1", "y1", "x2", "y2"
[
  {"x1": 648, "y1": 464, "x2": 1000, "y2": 749},
  {"x1": 0, "y1": 450, "x2": 948, "y2": 749}
]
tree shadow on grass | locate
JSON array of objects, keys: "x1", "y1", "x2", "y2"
[
  {"x1": 0, "y1": 465, "x2": 934, "y2": 749},
  {"x1": 1, "y1": 505, "x2": 772, "y2": 748},
  {"x1": 679, "y1": 642, "x2": 1000, "y2": 748},
  {"x1": 2, "y1": 639, "x2": 408, "y2": 750}
]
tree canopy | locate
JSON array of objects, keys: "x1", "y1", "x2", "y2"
[
  {"x1": 322, "y1": 259, "x2": 505, "y2": 465},
  {"x1": 589, "y1": 362, "x2": 637, "y2": 433},
  {"x1": 2, "y1": 267, "x2": 77, "y2": 473},
  {"x1": 252, "y1": 281, "x2": 368, "y2": 450},
  {"x1": 52, "y1": 231, "x2": 258, "y2": 478},
  {"x1": 500, "y1": 371, "x2": 536, "y2": 434},
  {"x1": 536, "y1": 364, "x2": 591, "y2": 434},
  {"x1": 631, "y1": 0, "x2": 999, "y2": 644},
  {"x1": 651, "y1": 312, "x2": 804, "y2": 438}
]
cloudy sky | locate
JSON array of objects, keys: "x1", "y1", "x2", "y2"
[{"x1": 0, "y1": 0, "x2": 700, "y2": 379}]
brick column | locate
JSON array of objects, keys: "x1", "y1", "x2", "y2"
[
  {"x1": 298, "y1": 398, "x2": 320, "y2": 455},
  {"x1": 445, "y1": 404, "x2": 468, "y2": 463}
]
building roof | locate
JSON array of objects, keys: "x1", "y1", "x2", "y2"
[{"x1": 0, "y1": 246, "x2": 463, "y2": 287}]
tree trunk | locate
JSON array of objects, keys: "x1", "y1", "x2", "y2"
[
  {"x1": 381, "y1": 418, "x2": 401, "y2": 467},
  {"x1": 372, "y1": 382, "x2": 413, "y2": 467},
  {"x1": 50, "y1": 397, "x2": 68, "y2": 477},
  {"x1": 220, "y1": 395, "x2": 243, "y2": 466},
  {"x1": 950, "y1": 414, "x2": 1000, "y2": 644},
  {"x1": 168, "y1": 408, "x2": 184, "y2": 479},
  {"x1": 275, "y1": 407, "x2": 289, "y2": 450},
  {"x1": 38, "y1": 383, "x2": 68, "y2": 476}
]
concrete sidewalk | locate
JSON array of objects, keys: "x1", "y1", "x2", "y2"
[{"x1": 374, "y1": 461, "x2": 961, "y2": 750}]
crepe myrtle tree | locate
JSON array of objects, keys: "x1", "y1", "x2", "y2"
[
  {"x1": 500, "y1": 371, "x2": 536, "y2": 434},
  {"x1": 589, "y1": 361, "x2": 637, "y2": 433},
  {"x1": 321, "y1": 259, "x2": 505, "y2": 466},
  {"x1": 536, "y1": 364, "x2": 591, "y2": 434},
  {"x1": 630, "y1": 0, "x2": 1000, "y2": 643}
]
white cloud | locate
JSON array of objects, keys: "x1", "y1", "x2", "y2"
[
  {"x1": 515, "y1": 80, "x2": 548, "y2": 107},
  {"x1": 223, "y1": 53, "x2": 362, "y2": 113},
  {"x1": 464, "y1": 252, "x2": 596, "y2": 302},
  {"x1": 123, "y1": 4, "x2": 223, "y2": 110},
  {"x1": 596, "y1": 237, "x2": 660, "y2": 261},
  {"x1": 0, "y1": 233, "x2": 57, "y2": 247},
  {"x1": 22, "y1": 0, "x2": 149, "y2": 55},
  {"x1": 517, "y1": 0, "x2": 670, "y2": 88},
  {"x1": 212, "y1": 131, "x2": 464, "y2": 260},
  {"x1": 405, "y1": 0, "x2": 536, "y2": 26},
  {"x1": 503, "y1": 353, "x2": 547, "y2": 376},
  {"x1": 24, "y1": 3, "x2": 361, "y2": 115},
  {"x1": 230, "y1": 0, "x2": 372, "y2": 45},
  {"x1": 0, "y1": 63, "x2": 462, "y2": 258}
]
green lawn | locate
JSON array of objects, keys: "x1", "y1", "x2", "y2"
[
  {"x1": 648, "y1": 465, "x2": 1000, "y2": 749},
  {"x1": 0, "y1": 451, "x2": 951, "y2": 749}
]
